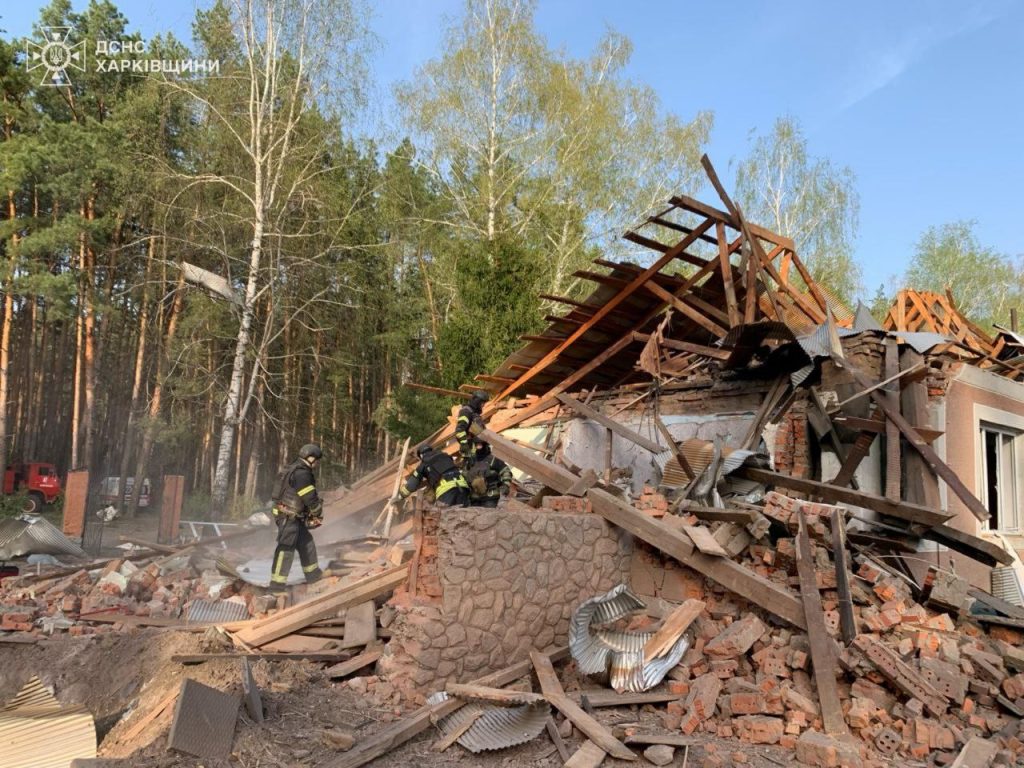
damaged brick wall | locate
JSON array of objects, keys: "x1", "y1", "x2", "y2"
[{"x1": 379, "y1": 506, "x2": 632, "y2": 694}]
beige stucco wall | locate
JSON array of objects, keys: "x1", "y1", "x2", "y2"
[{"x1": 930, "y1": 365, "x2": 1024, "y2": 587}]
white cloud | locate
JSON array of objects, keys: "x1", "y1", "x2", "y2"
[{"x1": 837, "y1": 1, "x2": 1008, "y2": 112}]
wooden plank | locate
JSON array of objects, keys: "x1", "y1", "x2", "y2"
[
  {"x1": 173, "y1": 651, "x2": 348, "y2": 663},
  {"x1": 545, "y1": 717, "x2": 572, "y2": 763},
  {"x1": 969, "y1": 587, "x2": 1024, "y2": 621},
  {"x1": 795, "y1": 512, "x2": 848, "y2": 736},
  {"x1": 445, "y1": 683, "x2": 544, "y2": 707},
  {"x1": 121, "y1": 688, "x2": 178, "y2": 743},
  {"x1": 325, "y1": 648, "x2": 383, "y2": 679},
  {"x1": 918, "y1": 525, "x2": 1012, "y2": 567},
  {"x1": 830, "y1": 510, "x2": 857, "y2": 646},
  {"x1": 680, "y1": 525, "x2": 728, "y2": 557},
  {"x1": 234, "y1": 566, "x2": 408, "y2": 648},
  {"x1": 530, "y1": 650, "x2": 636, "y2": 761},
  {"x1": 586, "y1": 488, "x2": 805, "y2": 629},
  {"x1": 564, "y1": 740, "x2": 607, "y2": 768},
  {"x1": 262, "y1": 634, "x2": 337, "y2": 653},
  {"x1": 848, "y1": 363, "x2": 993, "y2": 524},
  {"x1": 495, "y1": 218, "x2": 715, "y2": 400},
  {"x1": 643, "y1": 599, "x2": 705, "y2": 663},
  {"x1": 323, "y1": 647, "x2": 570, "y2": 768},
  {"x1": 573, "y1": 691, "x2": 683, "y2": 708},
  {"x1": 431, "y1": 711, "x2": 482, "y2": 752},
  {"x1": 342, "y1": 601, "x2": 377, "y2": 648},
  {"x1": 736, "y1": 466, "x2": 952, "y2": 528},
  {"x1": 884, "y1": 339, "x2": 901, "y2": 501},
  {"x1": 555, "y1": 394, "x2": 665, "y2": 454}
]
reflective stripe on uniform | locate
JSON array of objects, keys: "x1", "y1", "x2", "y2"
[
  {"x1": 434, "y1": 474, "x2": 468, "y2": 500},
  {"x1": 271, "y1": 551, "x2": 288, "y2": 582},
  {"x1": 297, "y1": 485, "x2": 316, "y2": 496},
  {"x1": 303, "y1": 562, "x2": 320, "y2": 573}
]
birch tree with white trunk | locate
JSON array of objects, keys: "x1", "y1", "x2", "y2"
[{"x1": 158, "y1": 0, "x2": 369, "y2": 512}]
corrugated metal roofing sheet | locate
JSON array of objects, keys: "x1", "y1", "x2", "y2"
[
  {"x1": 569, "y1": 584, "x2": 690, "y2": 693},
  {"x1": 426, "y1": 693, "x2": 550, "y2": 753},
  {"x1": 0, "y1": 677, "x2": 96, "y2": 768},
  {"x1": 185, "y1": 598, "x2": 250, "y2": 624},
  {"x1": 0, "y1": 515, "x2": 87, "y2": 560}
]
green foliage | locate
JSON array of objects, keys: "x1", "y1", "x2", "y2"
[
  {"x1": 867, "y1": 284, "x2": 893, "y2": 324},
  {"x1": 0, "y1": 491, "x2": 30, "y2": 519},
  {"x1": 735, "y1": 116, "x2": 861, "y2": 306},
  {"x1": 903, "y1": 221, "x2": 1022, "y2": 330}
]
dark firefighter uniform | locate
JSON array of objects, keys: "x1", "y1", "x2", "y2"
[
  {"x1": 270, "y1": 443, "x2": 324, "y2": 590},
  {"x1": 465, "y1": 440, "x2": 512, "y2": 507},
  {"x1": 455, "y1": 390, "x2": 488, "y2": 464},
  {"x1": 397, "y1": 445, "x2": 470, "y2": 507}
]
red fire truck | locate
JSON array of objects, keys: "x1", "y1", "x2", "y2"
[{"x1": 3, "y1": 462, "x2": 62, "y2": 513}]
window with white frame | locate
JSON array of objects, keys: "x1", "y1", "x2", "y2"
[{"x1": 980, "y1": 422, "x2": 1023, "y2": 531}]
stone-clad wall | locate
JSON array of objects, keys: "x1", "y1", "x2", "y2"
[{"x1": 379, "y1": 506, "x2": 632, "y2": 694}]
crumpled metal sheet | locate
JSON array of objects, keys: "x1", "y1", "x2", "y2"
[
  {"x1": 569, "y1": 584, "x2": 690, "y2": 693},
  {"x1": 426, "y1": 692, "x2": 550, "y2": 753},
  {"x1": 653, "y1": 440, "x2": 755, "y2": 491},
  {"x1": 0, "y1": 515, "x2": 87, "y2": 560},
  {"x1": 185, "y1": 598, "x2": 250, "y2": 624},
  {"x1": 853, "y1": 302, "x2": 883, "y2": 332}
]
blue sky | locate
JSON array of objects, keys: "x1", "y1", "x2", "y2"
[{"x1": 4, "y1": 0, "x2": 1022, "y2": 299}]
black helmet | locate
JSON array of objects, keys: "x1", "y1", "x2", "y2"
[
  {"x1": 474, "y1": 439, "x2": 490, "y2": 455},
  {"x1": 299, "y1": 443, "x2": 323, "y2": 461},
  {"x1": 416, "y1": 444, "x2": 432, "y2": 459},
  {"x1": 469, "y1": 389, "x2": 488, "y2": 412}
]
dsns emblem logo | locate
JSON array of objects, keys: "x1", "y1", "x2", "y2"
[{"x1": 25, "y1": 26, "x2": 86, "y2": 87}]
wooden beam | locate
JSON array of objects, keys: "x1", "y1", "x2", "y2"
[
  {"x1": 325, "y1": 648, "x2": 383, "y2": 679},
  {"x1": 572, "y1": 691, "x2": 684, "y2": 708},
  {"x1": 847, "y1": 363, "x2": 992, "y2": 523},
  {"x1": 564, "y1": 741, "x2": 608, "y2": 768},
  {"x1": 633, "y1": 332, "x2": 729, "y2": 361},
  {"x1": 643, "y1": 279, "x2": 727, "y2": 337},
  {"x1": 884, "y1": 339, "x2": 902, "y2": 501},
  {"x1": 586, "y1": 488, "x2": 806, "y2": 629},
  {"x1": 796, "y1": 511, "x2": 848, "y2": 737},
  {"x1": 530, "y1": 650, "x2": 637, "y2": 761},
  {"x1": 736, "y1": 466, "x2": 953, "y2": 528},
  {"x1": 669, "y1": 194, "x2": 794, "y2": 248},
  {"x1": 555, "y1": 394, "x2": 665, "y2": 454},
  {"x1": 831, "y1": 363, "x2": 926, "y2": 409},
  {"x1": 717, "y1": 221, "x2": 740, "y2": 327},
  {"x1": 833, "y1": 416, "x2": 942, "y2": 443},
  {"x1": 233, "y1": 566, "x2": 408, "y2": 648},
  {"x1": 830, "y1": 510, "x2": 857, "y2": 646},
  {"x1": 431, "y1": 711, "x2": 482, "y2": 752}
]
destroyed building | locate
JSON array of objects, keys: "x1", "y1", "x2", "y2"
[{"x1": 4, "y1": 171, "x2": 1024, "y2": 768}]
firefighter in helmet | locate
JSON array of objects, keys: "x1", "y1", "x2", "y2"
[
  {"x1": 393, "y1": 444, "x2": 470, "y2": 507},
  {"x1": 269, "y1": 443, "x2": 324, "y2": 591},
  {"x1": 454, "y1": 390, "x2": 488, "y2": 465},
  {"x1": 465, "y1": 438, "x2": 512, "y2": 507}
]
